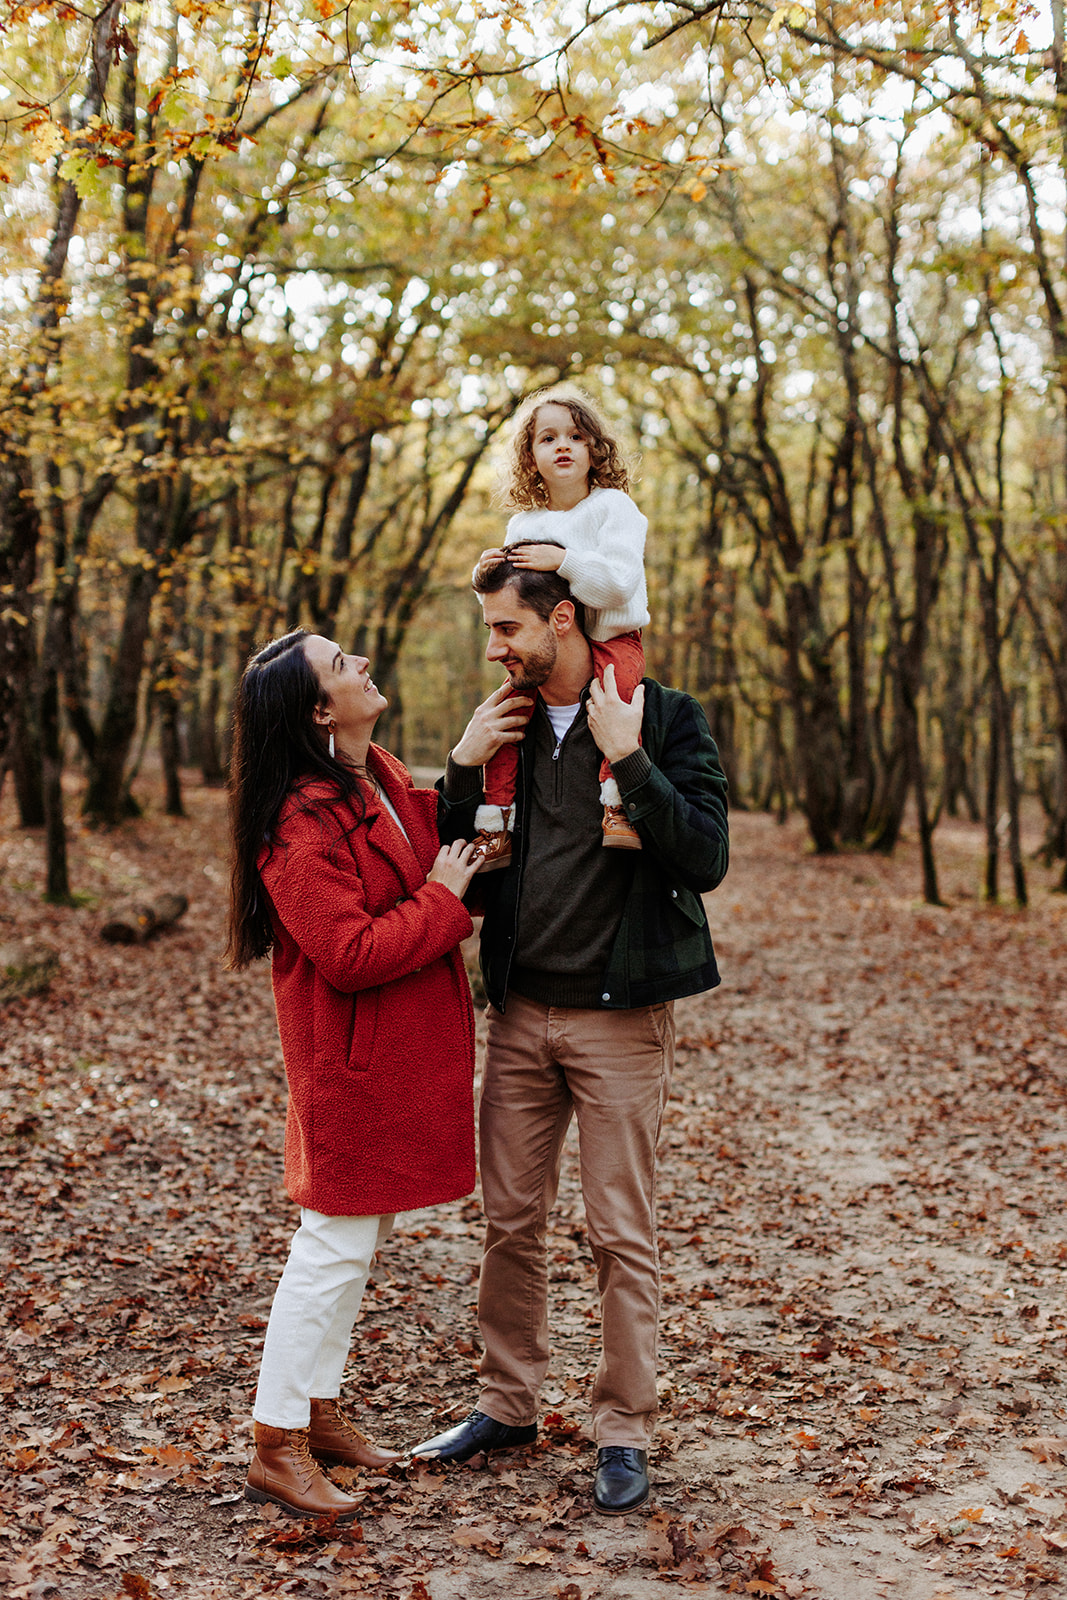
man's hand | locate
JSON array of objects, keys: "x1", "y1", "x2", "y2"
[
  {"x1": 506, "y1": 543, "x2": 565, "y2": 572},
  {"x1": 587, "y1": 665, "x2": 644, "y2": 766},
  {"x1": 451, "y1": 682, "x2": 533, "y2": 767}
]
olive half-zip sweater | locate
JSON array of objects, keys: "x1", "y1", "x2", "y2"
[{"x1": 507, "y1": 694, "x2": 635, "y2": 1009}]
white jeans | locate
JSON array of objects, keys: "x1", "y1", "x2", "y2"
[{"x1": 253, "y1": 1208, "x2": 394, "y2": 1429}]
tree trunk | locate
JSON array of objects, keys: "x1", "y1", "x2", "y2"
[
  {"x1": 784, "y1": 585, "x2": 842, "y2": 853},
  {"x1": 197, "y1": 628, "x2": 227, "y2": 786},
  {"x1": 984, "y1": 700, "x2": 1001, "y2": 902},
  {"x1": 868, "y1": 719, "x2": 908, "y2": 856},
  {"x1": 82, "y1": 555, "x2": 159, "y2": 824},
  {"x1": 996, "y1": 677, "x2": 1027, "y2": 905},
  {"x1": 0, "y1": 439, "x2": 43, "y2": 818},
  {"x1": 40, "y1": 665, "x2": 71, "y2": 903},
  {"x1": 903, "y1": 685, "x2": 941, "y2": 905},
  {"x1": 839, "y1": 543, "x2": 874, "y2": 843},
  {"x1": 975, "y1": 558, "x2": 1026, "y2": 904},
  {"x1": 763, "y1": 706, "x2": 791, "y2": 825},
  {"x1": 8, "y1": 700, "x2": 45, "y2": 829},
  {"x1": 159, "y1": 688, "x2": 185, "y2": 818},
  {"x1": 695, "y1": 562, "x2": 739, "y2": 796}
]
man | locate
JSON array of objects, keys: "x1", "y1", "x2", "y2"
[{"x1": 412, "y1": 551, "x2": 728, "y2": 1514}]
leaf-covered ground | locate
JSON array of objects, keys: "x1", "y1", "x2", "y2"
[{"x1": 1, "y1": 777, "x2": 1066, "y2": 1600}]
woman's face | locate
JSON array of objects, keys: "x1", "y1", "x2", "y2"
[{"x1": 303, "y1": 635, "x2": 388, "y2": 744}]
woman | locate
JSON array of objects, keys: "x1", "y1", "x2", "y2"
[{"x1": 225, "y1": 628, "x2": 480, "y2": 1519}]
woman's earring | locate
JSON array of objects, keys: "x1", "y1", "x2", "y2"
[{"x1": 328, "y1": 728, "x2": 336, "y2": 759}]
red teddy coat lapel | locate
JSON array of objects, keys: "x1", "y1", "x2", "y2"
[{"x1": 359, "y1": 744, "x2": 440, "y2": 902}]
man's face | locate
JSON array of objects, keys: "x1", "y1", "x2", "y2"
[{"x1": 481, "y1": 584, "x2": 559, "y2": 691}]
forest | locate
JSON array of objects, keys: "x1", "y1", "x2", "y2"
[
  {"x1": 1, "y1": 1, "x2": 1066, "y2": 898},
  {"x1": 3, "y1": 10, "x2": 1067, "y2": 1600}
]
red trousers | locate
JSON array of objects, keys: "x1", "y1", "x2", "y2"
[{"x1": 484, "y1": 631, "x2": 645, "y2": 807}]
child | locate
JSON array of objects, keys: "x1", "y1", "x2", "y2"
[{"x1": 473, "y1": 385, "x2": 649, "y2": 871}]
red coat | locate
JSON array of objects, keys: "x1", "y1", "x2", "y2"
[{"x1": 258, "y1": 746, "x2": 476, "y2": 1217}]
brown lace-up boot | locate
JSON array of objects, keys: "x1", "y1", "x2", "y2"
[
  {"x1": 245, "y1": 1423, "x2": 363, "y2": 1518},
  {"x1": 601, "y1": 804, "x2": 642, "y2": 849},
  {"x1": 308, "y1": 1397, "x2": 401, "y2": 1471},
  {"x1": 473, "y1": 828, "x2": 513, "y2": 872}
]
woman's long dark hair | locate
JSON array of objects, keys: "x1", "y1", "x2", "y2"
[{"x1": 224, "y1": 629, "x2": 366, "y2": 970}]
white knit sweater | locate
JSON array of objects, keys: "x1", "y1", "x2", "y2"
[{"x1": 501, "y1": 487, "x2": 649, "y2": 641}]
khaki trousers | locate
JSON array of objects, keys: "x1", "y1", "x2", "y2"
[{"x1": 477, "y1": 992, "x2": 675, "y2": 1446}]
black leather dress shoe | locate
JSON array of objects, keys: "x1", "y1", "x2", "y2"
[
  {"x1": 410, "y1": 1409, "x2": 537, "y2": 1465},
  {"x1": 593, "y1": 1446, "x2": 649, "y2": 1513}
]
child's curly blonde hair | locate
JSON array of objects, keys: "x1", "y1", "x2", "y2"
[{"x1": 498, "y1": 385, "x2": 632, "y2": 510}]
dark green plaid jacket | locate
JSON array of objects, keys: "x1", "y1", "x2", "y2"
[{"x1": 439, "y1": 678, "x2": 729, "y2": 1011}]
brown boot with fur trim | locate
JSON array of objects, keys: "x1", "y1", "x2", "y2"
[
  {"x1": 309, "y1": 1397, "x2": 400, "y2": 1471},
  {"x1": 601, "y1": 804, "x2": 642, "y2": 849},
  {"x1": 473, "y1": 803, "x2": 513, "y2": 873},
  {"x1": 245, "y1": 1422, "x2": 363, "y2": 1518},
  {"x1": 473, "y1": 829, "x2": 513, "y2": 872},
  {"x1": 600, "y1": 779, "x2": 642, "y2": 850}
]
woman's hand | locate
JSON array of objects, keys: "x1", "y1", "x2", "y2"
[{"x1": 426, "y1": 838, "x2": 482, "y2": 899}]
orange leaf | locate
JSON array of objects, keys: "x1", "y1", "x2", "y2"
[
  {"x1": 791, "y1": 1430, "x2": 819, "y2": 1450},
  {"x1": 1022, "y1": 1436, "x2": 1067, "y2": 1462},
  {"x1": 452, "y1": 1527, "x2": 503, "y2": 1555},
  {"x1": 156, "y1": 1375, "x2": 192, "y2": 1394},
  {"x1": 150, "y1": 1445, "x2": 196, "y2": 1466}
]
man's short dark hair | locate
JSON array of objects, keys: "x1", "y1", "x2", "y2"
[{"x1": 473, "y1": 540, "x2": 587, "y2": 631}]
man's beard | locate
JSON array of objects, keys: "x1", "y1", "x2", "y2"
[{"x1": 504, "y1": 630, "x2": 557, "y2": 691}]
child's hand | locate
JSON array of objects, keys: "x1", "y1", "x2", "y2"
[
  {"x1": 474, "y1": 548, "x2": 507, "y2": 584},
  {"x1": 506, "y1": 543, "x2": 565, "y2": 573}
]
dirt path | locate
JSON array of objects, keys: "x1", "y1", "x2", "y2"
[{"x1": 1, "y1": 784, "x2": 1065, "y2": 1599}]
